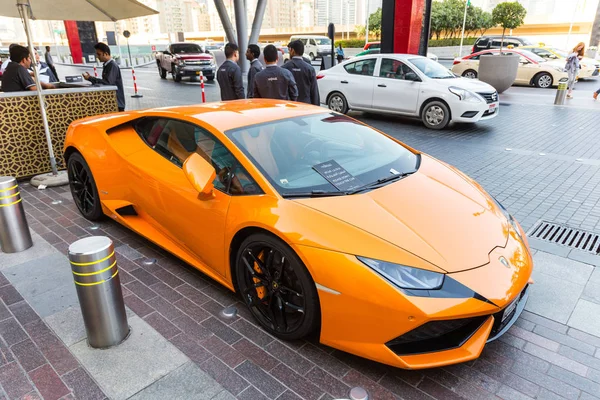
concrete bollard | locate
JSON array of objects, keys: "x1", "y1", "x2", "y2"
[
  {"x1": 69, "y1": 236, "x2": 129, "y2": 348},
  {"x1": 0, "y1": 176, "x2": 33, "y2": 253}
]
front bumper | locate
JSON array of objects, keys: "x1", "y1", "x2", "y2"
[
  {"x1": 452, "y1": 100, "x2": 499, "y2": 123},
  {"x1": 175, "y1": 65, "x2": 216, "y2": 77}
]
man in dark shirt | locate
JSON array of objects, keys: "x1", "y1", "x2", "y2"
[
  {"x1": 1, "y1": 45, "x2": 55, "y2": 92},
  {"x1": 282, "y1": 40, "x2": 320, "y2": 106},
  {"x1": 245, "y1": 44, "x2": 263, "y2": 99},
  {"x1": 45, "y1": 46, "x2": 58, "y2": 81},
  {"x1": 217, "y1": 43, "x2": 244, "y2": 101},
  {"x1": 253, "y1": 45, "x2": 298, "y2": 101},
  {"x1": 83, "y1": 43, "x2": 125, "y2": 111}
]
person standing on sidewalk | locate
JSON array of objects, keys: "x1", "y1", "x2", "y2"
[
  {"x1": 565, "y1": 42, "x2": 585, "y2": 99},
  {"x1": 245, "y1": 44, "x2": 263, "y2": 99},
  {"x1": 336, "y1": 43, "x2": 345, "y2": 64},
  {"x1": 217, "y1": 43, "x2": 245, "y2": 101},
  {"x1": 282, "y1": 40, "x2": 319, "y2": 105},
  {"x1": 83, "y1": 43, "x2": 125, "y2": 111},
  {"x1": 253, "y1": 45, "x2": 298, "y2": 101},
  {"x1": 45, "y1": 46, "x2": 58, "y2": 81}
]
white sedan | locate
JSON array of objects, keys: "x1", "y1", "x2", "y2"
[{"x1": 317, "y1": 54, "x2": 499, "y2": 130}]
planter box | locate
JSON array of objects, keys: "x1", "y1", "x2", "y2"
[{"x1": 479, "y1": 53, "x2": 519, "y2": 93}]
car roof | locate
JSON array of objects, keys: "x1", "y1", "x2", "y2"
[
  {"x1": 346, "y1": 53, "x2": 426, "y2": 61},
  {"x1": 144, "y1": 100, "x2": 328, "y2": 132}
]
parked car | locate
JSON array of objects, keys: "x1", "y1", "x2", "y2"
[
  {"x1": 155, "y1": 43, "x2": 216, "y2": 82},
  {"x1": 317, "y1": 54, "x2": 499, "y2": 130},
  {"x1": 289, "y1": 35, "x2": 332, "y2": 60},
  {"x1": 63, "y1": 99, "x2": 532, "y2": 369},
  {"x1": 521, "y1": 44, "x2": 600, "y2": 79},
  {"x1": 452, "y1": 48, "x2": 568, "y2": 88},
  {"x1": 355, "y1": 46, "x2": 438, "y2": 62},
  {"x1": 471, "y1": 36, "x2": 534, "y2": 53}
]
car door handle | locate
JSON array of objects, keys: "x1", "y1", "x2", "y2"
[
  {"x1": 378, "y1": 84, "x2": 387, "y2": 88},
  {"x1": 341, "y1": 80, "x2": 348, "y2": 84}
]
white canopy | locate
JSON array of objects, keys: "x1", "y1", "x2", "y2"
[{"x1": 0, "y1": 0, "x2": 158, "y2": 20}]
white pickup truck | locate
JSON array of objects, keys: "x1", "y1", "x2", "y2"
[{"x1": 155, "y1": 43, "x2": 216, "y2": 82}]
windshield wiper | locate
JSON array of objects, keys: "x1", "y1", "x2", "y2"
[
  {"x1": 282, "y1": 190, "x2": 346, "y2": 198},
  {"x1": 347, "y1": 171, "x2": 416, "y2": 195}
]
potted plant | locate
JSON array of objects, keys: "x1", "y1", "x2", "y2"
[{"x1": 479, "y1": 1, "x2": 527, "y2": 93}]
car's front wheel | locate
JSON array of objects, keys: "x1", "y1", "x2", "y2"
[
  {"x1": 421, "y1": 100, "x2": 450, "y2": 130},
  {"x1": 67, "y1": 152, "x2": 104, "y2": 221},
  {"x1": 534, "y1": 72, "x2": 553, "y2": 88},
  {"x1": 234, "y1": 233, "x2": 320, "y2": 341},
  {"x1": 327, "y1": 92, "x2": 349, "y2": 114},
  {"x1": 462, "y1": 69, "x2": 478, "y2": 79},
  {"x1": 158, "y1": 63, "x2": 167, "y2": 79}
]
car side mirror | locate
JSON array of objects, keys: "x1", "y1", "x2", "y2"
[
  {"x1": 183, "y1": 153, "x2": 216, "y2": 195},
  {"x1": 405, "y1": 72, "x2": 420, "y2": 82}
]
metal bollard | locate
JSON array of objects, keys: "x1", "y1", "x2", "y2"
[
  {"x1": 554, "y1": 77, "x2": 569, "y2": 105},
  {"x1": 69, "y1": 236, "x2": 129, "y2": 348},
  {"x1": 0, "y1": 176, "x2": 33, "y2": 253}
]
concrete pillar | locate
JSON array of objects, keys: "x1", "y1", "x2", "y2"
[
  {"x1": 381, "y1": 0, "x2": 426, "y2": 54},
  {"x1": 233, "y1": 0, "x2": 249, "y2": 73},
  {"x1": 213, "y1": 0, "x2": 236, "y2": 45},
  {"x1": 249, "y1": 0, "x2": 267, "y2": 45}
]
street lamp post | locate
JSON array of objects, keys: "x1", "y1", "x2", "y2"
[{"x1": 365, "y1": 0, "x2": 369, "y2": 44}]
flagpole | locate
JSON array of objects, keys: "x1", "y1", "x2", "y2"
[{"x1": 459, "y1": 0, "x2": 469, "y2": 57}]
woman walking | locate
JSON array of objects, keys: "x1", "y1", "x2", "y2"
[
  {"x1": 565, "y1": 42, "x2": 585, "y2": 99},
  {"x1": 336, "y1": 44, "x2": 345, "y2": 64}
]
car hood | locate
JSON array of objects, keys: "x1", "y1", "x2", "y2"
[
  {"x1": 437, "y1": 77, "x2": 497, "y2": 93},
  {"x1": 293, "y1": 155, "x2": 509, "y2": 273}
]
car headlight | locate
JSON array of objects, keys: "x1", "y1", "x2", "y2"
[
  {"x1": 357, "y1": 257, "x2": 444, "y2": 290},
  {"x1": 491, "y1": 196, "x2": 523, "y2": 240},
  {"x1": 448, "y1": 86, "x2": 482, "y2": 103}
]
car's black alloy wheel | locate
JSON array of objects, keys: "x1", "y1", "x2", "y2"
[
  {"x1": 67, "y1": 153, "x2": 104, "y2": 221},
  {"x1": 235, "y1": 234, "x2": 320, "y2": 340}
]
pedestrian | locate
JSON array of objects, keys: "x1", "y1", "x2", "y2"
[
  {"x1": 217, "y1": 43, "x2": 245, "y2": 101},
  {"x1": 0, "y1": 44, "x2": 18, "y2": 75},
  {"x1": 1, "y1": 45, "x2": 55, "y2": 92},
  {"x1": 245, "y1": 44, "x2": 263, "y2": 99},
  {"x1": 83, "y1": 43, "x2": 125, "y2": 111},
  {"x1": 282, "y1": 40, "x2": 319, "y2": 105},
  {"x1": 253, "y1": 45, "x2": 298, "y2": 101},
  {"x1": 45, "y1": 46, "x2": 58, "y2": 81},
  {"x1": 594, "y1": 87, "x2": 599, "y2": 100},
  {"x1": 336, "y1": 43, "x2": 345, "y2": 64},
  {"x1": 565, "y1": 42, "x2": 584, "y2": 99},
  {"x1": 33, "y1": 47, "x2": 58, "y2": 83}
]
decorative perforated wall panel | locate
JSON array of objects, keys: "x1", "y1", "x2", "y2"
[{"x1": 0, "y1": 90, "x2": 118, "y2": 179}]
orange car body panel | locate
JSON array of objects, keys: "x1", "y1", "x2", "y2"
[{"x1": 64, "y1": 100, "x2": 533, "y2": 369}]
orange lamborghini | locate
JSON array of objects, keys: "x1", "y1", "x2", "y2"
[{"x1": 64, "y1": 100, "x2": 533, "y2": 369}]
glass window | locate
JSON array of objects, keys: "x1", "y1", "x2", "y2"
[
  {"x1": 310, "y1": 39, "x2": 317, "y2": 46},
  {"x1": 491, "y1": 40, "x2": 502, "y2": 47},
  {"x1": 379, "y1": 59, "x2": 418, "y2": 80},
  {"x1": 226, "y1": 113, "x2": 419, "y2": 196},
  {"x1": 136, "y1": 118, "x2": 261, "y2": 195},
  {"x1": 409, "y1": 57, "x2": 454, "y2": 79},
  {"x1": 344, "y1": 58, "x2": 377, "y2": 76},
  {"x1": 314, "y1": 38, "x2": 331, "y2": 45},
  {"x1": 171, "y1": 44, "x2": 203, "y2": 53}
]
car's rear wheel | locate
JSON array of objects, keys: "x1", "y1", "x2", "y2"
[
  {"x1": 158, "y1": 63, "x2": 167, "y2": 79},
  {"x1": 534, "y1": 72, "x2": 553, "y2": 88},
  {"x1": 235, "y1": 233, "x2": 320, "y2": 341},
  {"x1": 327, "y1": 92, "x2": 349, "y2": 114},
  {"x1": 67, "y1": 152, "x2": 104, "y2": 221},
  {"x1": 462, "y1": 69, "x2": 478, "y2": 79},
  {"x1": 422, "y1": 100, "x2": 450, "y2": 130}
]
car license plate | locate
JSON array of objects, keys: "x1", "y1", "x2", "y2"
[
  {"x1": 489, "y1": 103, "x2": 497, "y2": 110},
  {"x1": 502, "y1": 299, "x2": 518, "y2": 322}
]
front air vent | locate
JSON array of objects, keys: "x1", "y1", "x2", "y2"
[{"x1": 528, "y1": 221, "x2": 600, "y2": 254}]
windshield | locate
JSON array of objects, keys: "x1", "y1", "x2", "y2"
[
  {"x1": 517, "y1": 50, "x2": 545, "y2": 63},
  {"x1": 409, "y1": 57, "x2": 454, "y2": 79},
  {"x1": 315, "y1": 38, "x2": 331, "y2": 46},
  {"x1": 550, "y1": 48, "x2": 568, "y2": 58},
  {"x1": 227, "y1": 113, "x2": 418, "y2": 196},
  {"x1": 172, "y1": 44, "x2": 203, "y2": 53}
]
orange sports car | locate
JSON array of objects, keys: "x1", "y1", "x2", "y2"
[{"x1": 64, "y1": 100, "x2": 533, "y2": 369}]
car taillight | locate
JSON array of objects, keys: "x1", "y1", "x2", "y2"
[
  {"x1": 316, "y1": 73, "x2": 325, "y2": 80},
  {"x1": 472, "y1": 45, "x2": 475, "y2": 53},
  {"x1": 453, "y1": 60, "x2": 461, "y2": 65}
]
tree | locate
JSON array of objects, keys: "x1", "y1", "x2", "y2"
[
  {"x1": 492, "y1": 1, "x2": 527, "y2": 52},
  {"x1": 368, "y1": 8, "x2": 382, "y2": 40},
  {"x1": 479, "y1": 11, "x2": 494, "y2": 36},
  {"x1": 355, "y1": 25, "x2": 366, "y2": 38}
]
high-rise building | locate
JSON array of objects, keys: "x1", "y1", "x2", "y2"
[
  {"x1": 158, "y1": 0, "x2": 185, "y2": 33},
  {"x1": 315, "y1": 0, "x2": 358, "y2": 27}
]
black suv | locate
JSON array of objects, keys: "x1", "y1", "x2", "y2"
[{"x1": 471, "y1": 36, "x2": 534, "y2": 53}]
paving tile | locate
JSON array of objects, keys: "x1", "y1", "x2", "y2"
[
  {"x1": 62, "y1": 367, "x2": 106, "y2": 400},
  {"x1": 511, "y1": 361, "x2": 580, "y2": 400},
  {"x1": 146, "y1": 296, "x2": 184, "y2": 322},
  {"x1": 32, "y1": 332, "x2": 79, "y2": 376},
  {"x1": 123, "y1": 294, "x2": 154, "y2": 318},
  {"x1": 200, "y1": 357, "x2": 249, "y2": 396},
  {"x1": 128, "y1": 362, "x2": 222, "y2": 400},
  {"x1": 0, "y1": 233, "x2": 56, "y2": 271},
  {"x1": 114, "y1": 245, "x2": 143, "y2": 261},
  {"x1": 143, "y1": 312, "x2": 181, "y2": 340},
  {"x1": 532, "y1": 251, "x2": 593, "y2": 285},
  {"x1": 43, "y1": 307, "x2": 86, "y2": 348},
  {"x1": 418, "y1": 377, "x2": 464, "y2": 400},
  {"x1": 568, "y1": 300, "x2": 600, "y2": 337},
  {"x1": 152, "y1": 268, "x2": 184, "y2": 289},
  {"x1": 129, "y1": 268, "x2": 160, "y2": 286},
  {"x1": 532, "y1": 325, "x2": 596, "y2": 355},
  {"x1": 202, "y1": 300, "x2": 240, "y2": 325},
  {"x1": 70, "y1": 316, "x2": 187, "y2": 400},
  {"x1": 174, "y1": 297, "x2": 211, "y2": 322},
  {"x1": 522, "y1": 342, "x2": 588, "y2": 376},
  {"x1": 10, "y1": 339, "x2": 46, "y2": 372},
  {"x1": 211, "y1": 390, "x2": 237, "y2": 400},
  {"x1": 298, "y1": 343, "x2": 350, "y2": 378},
  {"x1": 0, "y1": 285, "x2": 24, "y2": 306},
  {"x1": 442, "y1": 363, "x2": 501, "y2": 394},
  {"x1": 473, "y1": 359, "x2": 540, "y2": 398},
  {"x1": 342, "y1": 369, "x2": 397, "y2": 400},
  {"x1": 485, "y1": 341, "x2": 549, "y2": 372},
  {"x1": 567, "y1": 328, "x2": 600, "y2": 348},
  {"x1": 331, "y1": 350, "x2": 390, "y2": 383},
  {"x1": 176, "y1": 284, "x2": 211, "y2": 306},
  {"x1": 170, "y1": 334, "x2": 212, "y2": 364},
  {"x1": 496, "y1": 385, "x2": 534, "y2": 400},
  {"x1": 201, "y1": 285, "x2": 237, "y2": 307},
  {"x1": 547, "y1": 365, "x2": 600, "y2": 396},
  {"x1": 0, "y1": 362, "x2": 33, "y2": 398},
  {"x1": 125, "y1": 281, "x2": 157, "y2": 301},
  {"x1": 265, "y1": 340, "x2": 314, "y2": 375},
  {"x1": 499, "y1": 333, "x2": 526, "y2": 350},
  {"x1": 526, "y1": 270, "x2": 584, "y2": 324},
  {"x1": 269, "y1": 363, "x2": 324, "y2": 400},
  {"x1": 513, "y1": 318, "x2": 535, "y2": 332},
  {"x1": 379, "y1": 373, "x2": 433, "y2": 400},
  {"x1": 233, "y1": 339, "x2": 279, "y2": 371},
  {"x1": 0, "y1": 318, "x2": 28, "y2": 346},
  {"x1": 558, "y1": 346, "x2": 600, "y2": 371},
  {"x1": 171, "y1": 315, "x2": 212, "y2": 341},
  {"x1": 200, "y1": 335, "x2": 246, "y2": 368},
  {"x1": 276, "y1": 391, "x2": 303, "y2": 400},
  {"x1": 22, "y1": 319, "x2": 53, "y2": 339},
  {"x1": 520, "y1": 311, "x2": 568, "y2": 334},
  {"x1": 304, "y1": 366, "x2": 351, "y2": 399},
  {"x1": 582, "y1": 281, "x2": 600, "y2": 305},
  {"x1": 8, "y1": 301, "x2": 41, "y2": 326},
  {"x1": 201, "y1": 317, "x2": 242, "y2": 345},
  {"x1": 29, "y1": 364, "x2": 70, "y2": 400},
  {"x1": 236, "y1": 386, "x2": 269, "y2": 400},
  {"x1": 230, "y1": 318, "x2": 274, "y2": 348},
  {"x1": 148, "y1": 282, "x2": 183, "y2": 303},
  {"x1": 507, "y1": 326, "x2": 560, "y2": 351}
]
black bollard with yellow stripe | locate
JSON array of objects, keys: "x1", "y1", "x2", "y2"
[
  {"x1": 69, "y1": 236, "x2": 129, "y2": 348},
  {"x1": 0, "y1": 176, "x2": 33, "y2": 253}
]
